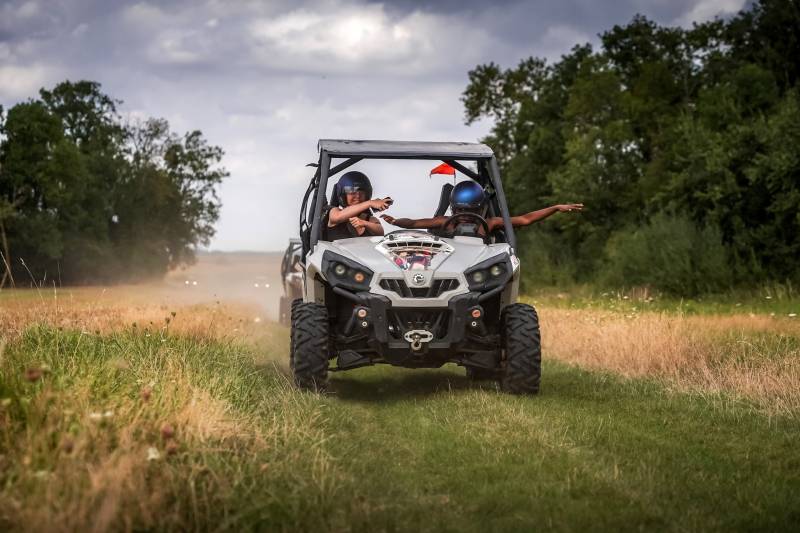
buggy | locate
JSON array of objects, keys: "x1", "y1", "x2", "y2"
[{"x1": 292, "y1": 140, "x2": 541, "y2": 393}]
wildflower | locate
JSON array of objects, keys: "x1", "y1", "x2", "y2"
[
  {"x1": 161, "y1": 423, "x2": 175, "y2": 440},
  {"x1": 147, "y1": 447, "x2": 161, "y2": 461},
  {"x1": 24, "y1": 368, "x2": 43, "y2": 382},
  {"x1": 88, "y1": 411, "x2": 113, "y2": 422}
]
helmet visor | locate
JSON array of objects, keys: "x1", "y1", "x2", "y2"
[{"x1": 340, "y1": 185, "x2": 368, "y2": 194}]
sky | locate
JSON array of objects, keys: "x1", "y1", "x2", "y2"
[{"x1": 0, "y1": 0, "x2": 748, "y2": 250}]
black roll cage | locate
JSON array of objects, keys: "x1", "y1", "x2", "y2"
[{"x1": 299, "y1": 140, "x2": 516, "y2": 260}]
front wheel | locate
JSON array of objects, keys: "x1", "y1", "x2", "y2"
[
  {"x1": 291, "y1": 302, "x2": 329, "y2": 392},
  {"x1": 500, "y1": 303, "x2": 542, "y2": 394}
]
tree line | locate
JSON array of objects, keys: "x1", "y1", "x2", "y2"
[
  {"x1": 463, "y1": 0, "x2": 800, "y2": 294},
  {"x1": 0, "y1": 81, "x2": 228, "y2": 286}
]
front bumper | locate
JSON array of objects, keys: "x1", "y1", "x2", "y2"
[{"x1": 337, "y1": 291, "x2": 500, "y2": 368}]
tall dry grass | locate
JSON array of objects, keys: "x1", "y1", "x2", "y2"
[
  {"x1": 538, "y1": 307, "x2": 800, "y2": 416},
  {"x1": 0, "y1": 285, "x2": 271, "y2": 345},
  {"x1": 0, "y1": 322, "x2": 345, "y2": 531}
]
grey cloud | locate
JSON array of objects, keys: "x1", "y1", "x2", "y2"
[{"x1": 0, "y1": 0, "x2": 746, "y2": 250}]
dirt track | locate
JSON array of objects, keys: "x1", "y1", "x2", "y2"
[{"x1": 162, "y1": 251, "x2": 285, "y2": 319}]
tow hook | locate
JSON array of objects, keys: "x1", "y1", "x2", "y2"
[{"x1": 403, "y1": 329, "x2": 434, "y2": 351}]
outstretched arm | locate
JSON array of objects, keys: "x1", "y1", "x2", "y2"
[
  {"x1": 329, "y1": 198, "x2": 392, "y2": 225},
  {"x1": 380, "y1": 214, "x2": 447, "y2": 229},
  {"x1": 489, "y1": 203, "x2": 584, "y2": 229}
]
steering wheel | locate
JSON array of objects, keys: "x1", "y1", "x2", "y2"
[{"x1": 440, "y1": 213, "x2": 491, "y2": 244}]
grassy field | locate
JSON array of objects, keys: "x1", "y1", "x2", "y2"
[{"x1": 1, "y1": 257, "x2": 799, "y2": 531}]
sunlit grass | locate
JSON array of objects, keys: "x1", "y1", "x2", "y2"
[
  {"x1": 1, "y1": 281, "x2": 799, "y2": 530},
  {"x1": 524, "y1": 282, "x2": 800, "y2": 317}
]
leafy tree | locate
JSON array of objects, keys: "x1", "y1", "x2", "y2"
[
  {"x1": 463, "y1": 0, "x2": 800, "y2": 292},
  {"x1": 0, "y1": 82, "x2": 228, "y2": 284}
]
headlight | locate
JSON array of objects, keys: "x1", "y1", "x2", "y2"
[
  {"x1": 465, "y1": 254, "x2": 512, "y2": 292},
  {"x1": 322, "y1": 251, "x2": 373, "y2": 291}
]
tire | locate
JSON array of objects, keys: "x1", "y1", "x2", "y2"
[
  {"x1": 291, "y1": 302, "x2": 329, "y2": 392},
  {"x1": 500, "y1": 303, "x2": 542, "y2": 395},
  {"x1": 289, "y1": 298, "x2": 302, "y2": 371}
]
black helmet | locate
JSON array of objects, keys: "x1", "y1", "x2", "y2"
[
  {"x1": 450, "y1": 181, "x2": 485, "y2": 212},
  {"x1": 336, "y1": 171, "x2": 372, "y2": 206}
]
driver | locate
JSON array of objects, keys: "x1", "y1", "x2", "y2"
[
  {"x1": 324, "y1": 171, "x2": 391, "y2": 240},
  {"x1": 380, "y1": 181, "x2": 583, "y2": 234}
]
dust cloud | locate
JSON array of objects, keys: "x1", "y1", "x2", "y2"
[{"x1": 160, "y1": 252, "x2": 285, "y2": 320}]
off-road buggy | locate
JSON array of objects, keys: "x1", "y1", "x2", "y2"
[
  {"x1": 279, "y1": 238, "x2": 303, "y2": 326},
  {"x1": 292, "y1": 140, "x2": 541, "y2": 394}
]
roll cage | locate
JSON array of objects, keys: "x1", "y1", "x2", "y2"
[{"x1": 299, "y1": 140, "x2": 516, "y2": 260}]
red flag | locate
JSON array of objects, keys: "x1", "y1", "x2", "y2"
[{"x1": 429, "y1": 162, "x2": 455, "y2": 177}]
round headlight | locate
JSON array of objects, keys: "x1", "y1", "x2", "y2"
[
  {"x1": 471, "y1": 271, "x2": 486, "y2": 284},
  {"x1": 334, "y1": 263, "x2": 347, "y2": 276},
  {"x1": 489, "y1": 264, "x2": 504, "y2": 277}
]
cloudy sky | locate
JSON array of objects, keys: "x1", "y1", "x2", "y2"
[{"x1": 0, "y1": 0, "x2": 748, "y2": 250}]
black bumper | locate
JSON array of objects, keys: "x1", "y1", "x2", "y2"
[{"x1": 339, "y1": 292, "x2": 500, "y2": 368}]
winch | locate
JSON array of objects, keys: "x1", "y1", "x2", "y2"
[{"x1": 403, "y1": 329, "x2": 434, "y2": 351}]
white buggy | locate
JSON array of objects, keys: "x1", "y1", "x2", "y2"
[{"x1": 292, "y1": 140, "x2": 541, "y2": 394}]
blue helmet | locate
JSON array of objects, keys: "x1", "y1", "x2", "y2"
[
  {"x1": 336, "y1": 171, "x2": 372, "y2": 206},
  {"x1": 450, "y1": 181, "x2": 485, "y2": 212}
]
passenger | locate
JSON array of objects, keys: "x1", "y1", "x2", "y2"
[
  {"x1": 325, "y1": 171, "x2": 391, "y2": 240},
  {"x1": 380, "y1": 181, "x2": 582, "y2": 234}
]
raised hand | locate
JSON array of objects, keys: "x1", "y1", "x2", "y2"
[
  {"x1": 370, "y1": 198, "x2": 393, "y2": 211},
  {"x1": 555, "y1": 203, "x2": 584, "y2": 212}
]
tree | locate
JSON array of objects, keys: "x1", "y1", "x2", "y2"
[
  {"x1": 0, "y1": 81, "x2": 229, "y2": 284},
  {"x1": 462, "y1": 1, "x2": 800, "y2": 291}
]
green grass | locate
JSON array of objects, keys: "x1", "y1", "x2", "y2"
[
  {"x1": 2, "y1": 325, "x2": 799, "y2": 531},
  {"x1": 523, "y1": 283, "x2": 800, "y2": 317}
]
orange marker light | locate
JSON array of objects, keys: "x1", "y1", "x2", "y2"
[
  {"x1": 471, "y1": 309, "x2": 482, "y2": 318},
  {"x1": 354, "y1": 272, "x2": 365, "y2": 283},
  {"x1": 357, "y1": 308, "x2": 368, "y2": 318}
]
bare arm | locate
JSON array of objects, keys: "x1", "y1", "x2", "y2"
[
  {"x1": 329, "y1": 198, "x2": 392, "y2": 226},
  {"x1": 361, "y1": 216, "x2": 385, "y2": 236},
  {"x1": 380, "y1": 214, "x2": 447, "y2": 229},
  {"x1": 489, "y1": 203, "x2": 584, "y2": 229}
]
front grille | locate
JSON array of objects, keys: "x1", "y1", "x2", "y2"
[
  {"x1": 387, "y1": 309, "x2": 450, "y2": 340},
  {"x1": 380, "y1": 278, "x2": 459, "y2": 298}
]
